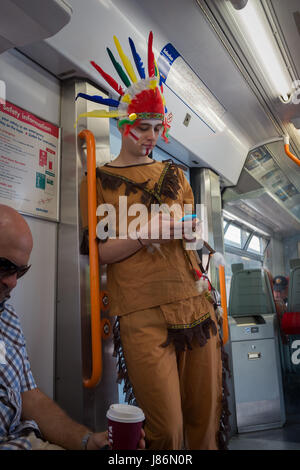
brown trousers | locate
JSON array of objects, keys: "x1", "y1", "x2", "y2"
[{"x1": 119, "y1": 304, "x2": 223, "y2": 450}]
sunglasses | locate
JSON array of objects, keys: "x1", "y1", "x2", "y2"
[{"x1": 0, "y1": 258, "x2": 31, "y2": 279}]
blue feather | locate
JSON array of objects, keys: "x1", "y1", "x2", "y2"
[
  {"x1": 75, "y1": 93, "x2": 119, "y2": 108},
  {"x1": 128, "y1": 37, "x2": 146, "y2": 79}
]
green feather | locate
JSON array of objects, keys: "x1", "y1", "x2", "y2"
[{"x1": 107, "y1": 48, "x2": 131, "y2": 87}]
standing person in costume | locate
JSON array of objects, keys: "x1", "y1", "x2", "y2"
[{"x1": 78, "y1": 32, "x2": 230, "y2": 450}]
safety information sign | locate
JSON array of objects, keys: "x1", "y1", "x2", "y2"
[{"x1": 0, "y1": 100, "x2": 60, "y2": 221}]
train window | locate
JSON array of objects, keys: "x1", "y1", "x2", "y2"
[
  {"x1": 222, "y1": 215, "x2": 270, "y2": 302},
  {"x1": 247, "y1": 234, "x2": 261, "y2": 254},
  {"x1": 224, "y1": 224, "x2": 242, "y2": 247},
  {"x1": 241, "y1": 230, "x2": 251, "y2": 249}
]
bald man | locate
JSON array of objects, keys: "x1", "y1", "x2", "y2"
[{"x1": 0, "y1": 204, "x2": 144, "y2": 450}]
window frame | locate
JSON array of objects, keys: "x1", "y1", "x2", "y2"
[{"x1": 223, "y1": 217, "x2": 270, "y2": 263}]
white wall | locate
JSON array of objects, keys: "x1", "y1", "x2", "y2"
[{"x1": 0, "y1": 49, "x2": 60, "y2": 398}]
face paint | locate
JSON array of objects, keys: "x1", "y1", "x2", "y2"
[
  {"x1": 128, "y1": 127, "x2": 150, "y2": 155},
  {"x1": 128, "y1": 127, "x2": 142, "y2": 143},
  {"x1": 127, "y1": 119, "x2": 163, "y2": 155}
]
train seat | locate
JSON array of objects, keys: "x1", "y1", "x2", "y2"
[
  {"x1": 229, "y1": 264, "x2": 276, "y2": 317},
  {"x1": 281, "y1": 259, "x2": 300, "y2": 335},
  {"x1": 288, "y1": 259, "x2": 300, "y2": 312}
]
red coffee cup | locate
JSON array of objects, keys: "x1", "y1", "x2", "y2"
[{"x1": 107, "y1": 404, "x2": 145, "y2": 450}]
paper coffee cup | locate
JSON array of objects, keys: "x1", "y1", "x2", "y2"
[{"x1": 107, "y1": 404, "x2": 145, "y2": 450}]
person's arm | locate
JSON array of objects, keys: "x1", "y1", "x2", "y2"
[
  {"x1": 98, "y1": 236, "x2": 144, "y2": 265},
  {"x1": 99, "y1": 213, "x2": 198, "y2": 265},
  {"x1": 21, "y1": 388, "x2": 108, "y2": 450}
]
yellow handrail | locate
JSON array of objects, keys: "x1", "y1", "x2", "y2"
[
  {"x1": 219, "y1": 265, "x2": 229, "y2": 345},
  {"x1": 79, "y1": 129, "x2": 102, "y2": 388}
]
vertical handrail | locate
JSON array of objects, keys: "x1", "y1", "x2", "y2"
[
  {"x1": 219, "y1": 265, "x2": 229, "y2": 345},
  {"x1": 79, "y1": 129, "x2": 102, "y2": 388}
]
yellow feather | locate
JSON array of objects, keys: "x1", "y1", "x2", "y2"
[
  {"x1": 113, "y1": 35, "x2": 137, "y2": 83},
  {"x1": 74, "y1": 110, "x2": 127, "y2": 127},
  {"x1": 121, "y1": 93, "x2": 132, "y2": 104},
  {"x1": 149, "y1": 79, "x2": 157, "y2": 90},
  {"x1": 154, "y1": 57, "x2": 161, "y2": 83}
]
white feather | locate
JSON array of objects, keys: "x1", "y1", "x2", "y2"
[{"x1": 213, "y1": 252, "x2": 225, "y2": 267}]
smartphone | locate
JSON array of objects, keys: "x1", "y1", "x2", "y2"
[{"x1": 180, "y1": 214, "x2": 197, "y2": 221}]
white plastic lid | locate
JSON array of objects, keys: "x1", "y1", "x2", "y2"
[{"x1": 106, "y1": 404, "x2": 145, "y2": 423}]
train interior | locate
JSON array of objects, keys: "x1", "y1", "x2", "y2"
[{"x1": 1, "y1": 0, "x2": 300, "y2": 450}]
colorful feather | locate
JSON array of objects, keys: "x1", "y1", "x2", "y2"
[
  {"x1": 90, "y1": 60, "x2": 124, "y2": 96},
  {"x1": 74, "y1": 109, "x2": 127, "y2": 128},
  {"x1": 154, "y1": 57, "x2": 161, "y2": 85},
  {"x1": 113, "y1": 35, "x2": 137, "y2": 83},
  {"x1": 148, "y1": 31, "x2": 155, "y2": 78},
  {"x1": 75, "y1": 93, "x2": 120, "y2": 107},
  {"x1": 106, "y1": 47, "x2": 131, "y2": 87},
  {"x1": 121, "y1": 93, "x2": 132, "y2": 104},
  {"x1": 128, "y1": 37, "x2": 146, "y2": 79}
]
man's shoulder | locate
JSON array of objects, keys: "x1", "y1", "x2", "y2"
[
  {"x1": 2, "y1": 303, "x2": 18, "y2": 320},
  {"x1": 1, "y1": 303, "x2": 23, "y2": 335}
]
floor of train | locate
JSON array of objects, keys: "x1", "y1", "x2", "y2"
[
  {"x1": 228, "y1": 413, "x2": 300, "y2": 450},
  {"x1": 228, "y1": 372, "x2": 300, "y2": 449}
]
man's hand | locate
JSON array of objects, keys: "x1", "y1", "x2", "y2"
[
  {"x1": 137, "y1": 428, "x2": 146, "y2": 450},
  {"x1": 86, "y1": 431, "x2": 110, "y2": 450},
  {"x1": 87, "y1": 428, "x2": 146, "y2": 450}
]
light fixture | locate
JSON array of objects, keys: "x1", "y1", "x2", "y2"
[
  {"x1": 229, "y1": 0, "x2": 248, "y2": 10},
  {"x1": 230, "y1": 0, "x2": 292, "y2": 102}
]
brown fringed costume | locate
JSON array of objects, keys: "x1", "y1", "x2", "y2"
[{"x1": 80, "y1": 158, "x2": 230, "y2": 450}]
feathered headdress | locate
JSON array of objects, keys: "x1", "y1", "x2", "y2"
[{"x1": 75, "y1": 32, "x2": 171, "y2": 142}]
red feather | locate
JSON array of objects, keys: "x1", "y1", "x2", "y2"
[
  {"x1": 148, "y1": 31, "x2": 155, "y2": 78},
  {"x1": 128, "y1": 89, "x2": 164, "y2": 115},
  {"x1": 90, "y1": 60, "x2": 124, "y2": 96}
]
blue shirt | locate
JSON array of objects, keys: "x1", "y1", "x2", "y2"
[{"x1": 0, "y1": 302, "x2": 41, "y2": 449}]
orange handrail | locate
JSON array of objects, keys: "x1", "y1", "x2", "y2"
[
  {"x1": 79, "y1": 129, "x2": 102, "y2": 388},
  {"x1": 284, "y1": 135, "x2": 300, "y2": 167},
  {"x1": 219, "y1": 265, "x2": 229, "y2": 345}
]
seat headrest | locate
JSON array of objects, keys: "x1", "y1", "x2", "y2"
[
  {"x1": 231, "y1": 263, "x2": 244, "y2": 273},
  {"x1": 290, "y1": 259, "x2": 300, "y2": 269}
]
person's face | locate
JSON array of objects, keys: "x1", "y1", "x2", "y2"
[
  {"x1": 0, "y1": 238, "x2": 31, "y2": 303},
  {"x1": 121, "y1": 119, "x2": 164, "y2": 157},
  {"x1": 274, "y1": 288, "x2": 288, "y2": 301}
]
